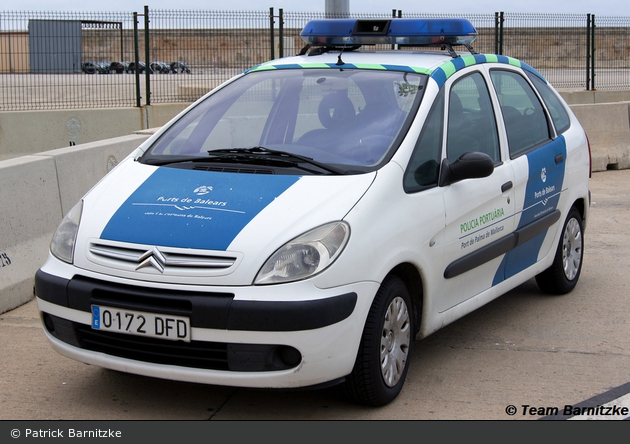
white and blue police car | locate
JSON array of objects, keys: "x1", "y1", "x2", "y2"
[{"x1": 35, "y1": 18, "x2": 591, "y2": 406}]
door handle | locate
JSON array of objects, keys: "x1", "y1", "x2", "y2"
[
  {"x1": 555, "y1": 154, "x2": 564, "y2": 164},
  {"x1": 501, "y1": 181, "x2": 513, "y2": 192}
]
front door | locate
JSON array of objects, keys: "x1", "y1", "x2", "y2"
[{"x1": 439, "y1": 71, "x2": 516, "y2": 312}]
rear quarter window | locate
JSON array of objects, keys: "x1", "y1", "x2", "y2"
[{"x1": 526, "y1": 72, "x2": 571, "y2": 135}]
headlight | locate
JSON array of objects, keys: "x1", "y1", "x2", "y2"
[
  {"x1": 255, "y1": 221, "x2": 350, "y2": 285},
  {"x1": 50, "y1": 201, "x2": 83, "y2": 264}
]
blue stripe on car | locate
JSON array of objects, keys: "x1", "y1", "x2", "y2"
[
  {"x1": 100, "y1": 168, "x2": 300, "y2": 251},
  {"x1": 493, "y1": 136, "x2": 567, "y2": 284}
]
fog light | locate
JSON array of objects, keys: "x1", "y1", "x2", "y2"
[{"x1": 279, "y1": 346, "x2": 302, "y2": 367}]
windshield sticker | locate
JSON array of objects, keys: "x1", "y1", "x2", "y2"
[
  {"x1": 100, "y1": 168, "x2": 300, "y2": 251},
  {"x1": 395, "y1": 81, "x2": 420, "y2": 97}
]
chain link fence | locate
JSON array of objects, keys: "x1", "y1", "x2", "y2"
[
  {"x1": 0, "y1": 10, "x2": 138, "y2": 109},
  {"x1": 1, "y1": 8, "x2": 629, "y2": 111},
  {"x1": 591, "y1": 14, "x2": 630, "y2": 90}
]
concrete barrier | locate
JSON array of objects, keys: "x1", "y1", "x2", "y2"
[
  {"x1": 0, "y1": 155, "x2": 62, "y2": 314},
  {"x1": 42, "y1": 134, "x2": 151, "y2": 215},
  {"x1": 0, "y1": 104, "x2": 187, "y2": 161},
  {"x1": 560, "y1": 90, "x2": 630, "y2": 106},
  {"x1": 557, "y1": 90, "x2": 630, "y2": 171},
  {"x1": 570, "y1": 102, "x2": 630, "y2": 171},
  {"x1": 0, "y1": 133, "x2": 150, "y2": 314}
]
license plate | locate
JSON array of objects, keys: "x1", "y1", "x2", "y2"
[{"x1": 91, "y1": 305, "x2": 191, "y2": 342}]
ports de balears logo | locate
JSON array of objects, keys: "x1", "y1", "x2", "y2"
[{"x1": 194, "y1": 185, "x2": 213, "y2": 196}]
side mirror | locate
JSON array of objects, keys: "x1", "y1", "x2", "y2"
[{"x1": 438, "y1": 152, "x2": 495, "y2": 187}]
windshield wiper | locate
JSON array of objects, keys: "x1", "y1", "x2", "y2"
[
  {"x1": 141, "y1": 154, "x2": 218, "y2": 166},
  {"x1": 142, "y1": 147, "x2": 349, "y2": 175},
  {"x1": 207, "y1": 147, "x2": 347, "y2": 175}
]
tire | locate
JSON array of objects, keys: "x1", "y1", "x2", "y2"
[
  {"x1": 535, "y1": 207, "x2": 584, "y2": 294},
  {"x1": 82, "y1": 63, "x2": 97, "y2": 74},
  {"x1": 345, "y1": 275, "x2": 413, "y2": 406}
]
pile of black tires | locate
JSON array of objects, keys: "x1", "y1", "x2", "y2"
[{"x1": 81, "y1": 61, "x2": 191, "y2": 74}]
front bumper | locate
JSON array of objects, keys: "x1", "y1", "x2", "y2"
[{"x1": 35, "y1": 269, "x2": 378, "y2": 388}]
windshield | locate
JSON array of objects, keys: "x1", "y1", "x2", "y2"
[{"x1": 142, "y1": 68, "x2": 427, "y2": 173}]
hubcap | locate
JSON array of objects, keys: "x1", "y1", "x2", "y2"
[
  {"x1": 380, "y1": 296, "x2": 411, "y2": 387},
  {"x1": 562, "y1": 217, "x2": 582, "y2": 281}
]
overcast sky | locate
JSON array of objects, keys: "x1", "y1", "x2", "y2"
[{"x1": 10, "y1": 0, "x2": 630, "y2": 16}]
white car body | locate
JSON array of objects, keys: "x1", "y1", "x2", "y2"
[{"x1": 36, "y1": 18, "x2": 591, "y2": 406}]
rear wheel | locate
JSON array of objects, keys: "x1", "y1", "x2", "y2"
[
  {"x1": 536, "y1": 207, "x2": 584, "y2": 294},
  {"x1": 345, "y1": 275, "x2": 413, "y2": 406}
]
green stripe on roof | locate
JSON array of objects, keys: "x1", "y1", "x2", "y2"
[
  {"x1": 508, "y1": 57, "x2": 521, "y2": 67},
  {"x1": 440, "y1": 61, "x2": 457, "y2": 79},
  {"x1": 460, "y1": 55, "x2": 478, "y2": 67},
  {"x1": 247, "y1": 57, "x2": 544, "y2": 87},
  {"x1": 299, "y1": 63, "x2": 330, "y2": 68},
  {"x1": 429, "y1": 53, "x2": 545, "y2": 88},
  {"x1": 250, "y1": 65, "x2": 277, "y2": 72},
  {"x1": 411, "y1": 67, "x2": 433, "y2": 75},
  {"x1": 353, "y1": 63, "x2": 387, "y2": 70},
  {"x1": 247, "y1": 62, "x2": 434, "y2": 74}
]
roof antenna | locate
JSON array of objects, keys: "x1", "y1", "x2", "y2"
[{"x1": 336, "y1": 45, "x2": 348, "y2": 66}]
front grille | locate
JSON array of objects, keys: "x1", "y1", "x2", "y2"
[
  {"x1": 66, "y1": 275, "x2": 233, "y2": 329},
  {"x1": 88, "y1": 241, "x2": 240, "y2": 275},
  {"x1": 75, "y1": 323, "x2": 230, "y2": 370}
]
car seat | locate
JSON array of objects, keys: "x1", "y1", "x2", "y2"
[
  {"x1": 297, "y1": 91, "x2": 356, "y2": 149},
  {"x1": 446, "y1": 92, "x2": 480, "y2": 162}
]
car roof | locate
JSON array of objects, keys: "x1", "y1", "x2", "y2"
[{"x1": 246, "y1": 50, "x2": 547, "y2": 89}]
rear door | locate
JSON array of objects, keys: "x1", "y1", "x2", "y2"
[{"x1": 488, "y1": 69, "x2": 566, "y2": 285}]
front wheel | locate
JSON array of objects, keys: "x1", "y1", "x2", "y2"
[
  {"x1": 536, "y1": 207, "x2": 584, "y2": 294},
  {"x1": 345, "y1": 275, "x2": 413, "y2": 406}
]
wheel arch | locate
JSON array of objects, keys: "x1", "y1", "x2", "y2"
[
  {"x1": 572, "y1": 197, "x2": 587, "y2": 224},
  {"x1": 388, "y1": 263, "x2": 424, "y2": 337}
]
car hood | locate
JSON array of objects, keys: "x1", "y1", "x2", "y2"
[{"x1": 73, "y1": 159, "x2": 376, "y2": 285}]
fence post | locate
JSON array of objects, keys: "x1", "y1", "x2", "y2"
[
  {"x1": 144, "y1": 5, "x2": 151, "y2": 106},
  {"x1": 591, "y1": 14, "x2": 596, "y2": 91},
  {"x1": 133, "y1": 12, "x2": 141, "y2": 107},
  {"x1": 494, "y1": 12, "x2": 505, "y2": 55},
  {"x1": 392, "y1": 10, "x2": 396, "y2": 50},
  {"x1": 494, "y1": 12, "x2": 499, "y2": 54},
  {"x1": 498, "y1": 12, "x2": 504, "y2": 55},
  {"x1": 269, "y1": 7, "x2": 275, "y2": 60},
  {"x1": 391, "y1": 9, "x2": 402, "y2": 50},
  {"x1": 279, "y1": 8, "x2": 284, "y2": 58},
  {"x1": 586, "y1": 14, "x2": 591, "y2": 91}
]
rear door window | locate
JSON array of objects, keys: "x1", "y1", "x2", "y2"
[{"x1": 490, "y1": 70, "x2": 551, "y2": 158}]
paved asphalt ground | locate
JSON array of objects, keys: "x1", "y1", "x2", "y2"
[{"x1": 0, "y1": 169, "x2": 629, "y2": 421}]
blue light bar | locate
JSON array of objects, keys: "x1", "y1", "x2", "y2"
[{"x1": 300, "y1": 18, "x2": 478, "y2": 47}]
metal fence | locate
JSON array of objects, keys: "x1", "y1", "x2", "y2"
[
  {"x1": 1, "y1": 8, "x2": 629, "y2": 111},
  {"x1": 0, "y1": 10, "x2": 139, "y2": 109}
]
